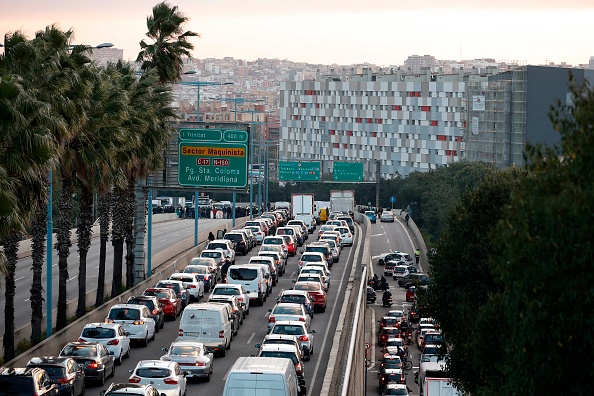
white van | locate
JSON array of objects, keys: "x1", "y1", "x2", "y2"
[
  {"x1": 178, "y1": 302, "x2": 232, "y2": 357},
  {"x1": 223, "y1": 356, "x2": 305, "y2": 396},
  {"x1": 227, "y1": 264, "x2": 267, "y2": 306}
]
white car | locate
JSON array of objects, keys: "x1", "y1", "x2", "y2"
[
  {"x1": 392, "y1": 264, "x2": 410, "y2": 279},
  {"x1": 380, "y1": 211, "x2": 395, "y2": 222},
  {"x1": 79, "y1": 322, "x2": 131, "y2": 365},
  {"x1": 205, "y1": 239, "x2": 236, "y2": 264},
  {"x1": 300, "y1": 265, "x2": 330, "y2": 289},
  {"x1": 168, "y1": 273, "x2": 204, "y2": 302},
  {"x1": 160, "y1": 340, "x2": 214, "y2": 381},
  {"x1": 298, "y1": 252, "x2": 327, "y2": 271},
  {"x1": 210, "y1": 283, "x2": 250, "y2": 316},
  {"x1": 267, "y1": 303, "x2": 311, "y2": 333},
  {"x1": 128, "y1": 360, "x2": 186, "y2": 396},
  {"x1": 319, "y1": 237, "x2": 340, "y2": 263},
  {"x1": 269, "y1": 320, "x2": 316, "y2": 359},
  {"x1": 321, "y1": 230, "x2": 343, "y2": 247},
  {"x1": 334, "y1": 226, "x2": 353, "y2": 246},
  {"x1": 105, "y1": 304, "x2": 156, "y2": 346},
  {"x1": 244, "y1": 225, "x2": 265, "y2": 244}
]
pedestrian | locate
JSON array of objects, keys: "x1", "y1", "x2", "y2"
[
  {"x1": 405, "y1": 213, "x2": 410, "y2": 225},
  {"x1": 208, "y1": 231, "x2": 215, "y2": 242},
  {"x1": 222, "y1": 228, "x2": 227, "y2": 236},
  {"x1": 414, "y1": 248, "x2": 420, "y2": 264}
]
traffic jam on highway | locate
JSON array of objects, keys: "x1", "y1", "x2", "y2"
[
  {"x1": 366, "y1": 209, "x2": 452, "y2": 396},
  {"x1": 2, "y1": 203, "x2": 358, "y2": 396}
]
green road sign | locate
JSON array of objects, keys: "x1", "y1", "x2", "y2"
[
  {"x1": 333, "y1": 162, "x2": 364, "y2": 181},
  {"x1": 278, "y1": 161, "x2": 321, "y2": 181},
  {"x1": 178, "y1": 129, "x2": 248, "y2": 188}
]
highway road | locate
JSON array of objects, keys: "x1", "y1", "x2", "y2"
[
  {"x1": 366, "y1": 217, "x2": 422, "y2": 395},
  {"x1": 12, "y1": 222, "x2": 364, "y2": 395},
  {"x1": 0, "y1": 218, "x2": 230, "y2": 332}
]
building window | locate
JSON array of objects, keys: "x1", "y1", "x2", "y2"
[
  {"x1": 371, "y1": 132, "x2": 377, "y2": 137},
  {"x1": 377, "y1": 119, "x2": 383, "y2": 124},
  {"x1": 356, "y1": 118, "x2": 362, "y2": 123},
  {"x1": 301, "y1": 103, "x2": 306, "y2": 108},
  {"x1": 421, "y1": 106, "x2": 430, "y2": 112},
  {"x1": 329, "y1": 130, "x2": 335, "y2": 135},
  {"x1": 348, "y1": 131, "x2": 353, "y2": 136},
  {"x1": 437, "y1": 135, "x2": 447, "y2": 141},
  {"x1": 431, "y1": 120, "x2": 438, "y2": 126}
]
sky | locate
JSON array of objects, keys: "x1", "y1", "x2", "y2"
[{"x1": 2, "y1": 0, "x2": 594, "y2": 67}]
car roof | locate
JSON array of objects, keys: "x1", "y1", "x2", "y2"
[
  {"x1": 272, "y1": 320, "x2": 308, "y2": 327},
  {"x1": 259, "y1": 343, "x2": 301, "y2": 353},
  {"x1": 273, "y1": 302, "x2": 304, "y2": 309},
  {"x1": 135, "y1": 359, "x2": 177, "y2": 369},
  {"x1": 106, "y1": 383, "x2": 156, "y2": 394},
  {"x1": 169, "y1": 340, "x2": 204, "y2": 348},
  {"x1": 110, "y1": 304, "x2": 144, "y2": 310},
  {"x1": 26, "y1": 356, "x2": 72, "y2": 366},
  {"x1": 280, "y1": 289, "x2": 310, "y2": 297},
  {"x1": 83, "y1": 322, "x2": 120, "y2": 329}
]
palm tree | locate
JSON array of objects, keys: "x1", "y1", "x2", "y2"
[{"x1": 136, "y1": 1, "x2": 199, "y2": 84}]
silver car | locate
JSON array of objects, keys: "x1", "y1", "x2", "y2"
[
  {"x1": 269, "y1": 320, "x2": 316, "y2": 360},
  {"x1": 160, "y1": 340, "x2": 213, "y2": 381}
]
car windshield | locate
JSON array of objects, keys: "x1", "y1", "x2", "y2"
[
  {"x1": 207, "y1": 243, "x2": 227, "y2": 250},
  {"x1": 228, "y1": 268, "x2": 258, "y2": 281},
  {"x1": 184, "y1": 266, "x2": 209, "y2": 275},
  {"x1": 279, "y1": 295, "x2": 306, "y2": 304},
  {"x1": 273, "y1": 306, "x2": 303, "y2": 315},
  {"x1": 294, "y1": 283, "x2": 320, "y2": 291},
  {"x1": 156, "y1": 282, "x2": 181, "y2": 292},
  {"x1": 136, "y1": 368, "x2": 172, "y2": 378},
  {"x1": 192, "y1": 257, "x2": 218, "y2": 264},
  {"x1": 143, "y1": 290, "x2": 170, "y2": 299},
  {"x1": 28, "y1": 365, "x2": 65, "y2": 378},
  {"x1": 383, "y1": 358, "x2": 402, "y2": 369},
  {"x1": 213, "y1": 288, "x2": 240, "y2": 296},
  {"x1": 82, "y1": 327, "x2": 116, "y2": 339},
  {"x1": 128, "y1": 299, "x2": 155, "y2": 310},
  {"x1": 271, "y1": 325, "x2": 305, "y2": 336},
  {"x1": 384, "y1": 388, "x2": 408, "y2": 395},
  {"x1": 258, "y1": 351, "x2": 298, "y2": 365},
  {"x1": 61, "y1": 345, "x2": 96, "y2": 357},
  {"x1": 171, "y1": 276, "x2": 194, "y2": 283}
]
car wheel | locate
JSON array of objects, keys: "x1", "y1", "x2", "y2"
[
  {"x1": 226, "y1": 339, "x2": 231, "y2": 350},
  {"x1": 115, "y1": 352, "x2": 123, "y2": 365},
  {"x1": 155, "y1": 323, "x2": 160, "y2": 333},
  {"x1": 219, "y1": 347, "x2": 226, "y2": 357},
  {"x1": 110, "y1": 364, "x2": 116, "y2": 378},
  {"x1": 379, "y1": 260, "x2": 384, "y2": 266},
  {"x1": 79, "y1": 384, "x2": 85, "y2": 396},
  {"x1": 160, "y1": 319, "x2": 165, "y2": 329},
  {"x1": 246, "y1": 307, "x2": 250, "y2": 315},
  {"x1": 151, "y1": 328, "x2": 156, "y2": 341},
  {"x1": 125, "y1": 345, "x2": 131, "y2": 359},
  {"x1": 205, "y1": 367, "x2": 212, "y2": 382},
  {"x1": 321, "y1": 305, "x2": 326, "y2": 313},
  {"x1": 143, "y1": 335, "x2": 149, "y2": 347},
  {"x1": 98, "y1": 371, "x2": 105, "y2": 386}
]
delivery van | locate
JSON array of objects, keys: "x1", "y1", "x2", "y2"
[
  {"x1": 223, "y1": 356, "x2": 305, "y2": 396},
  {"x1": 178, "y1": 302, "x2": 232, "y2": 357},
  {"x1": 227, "y1": 264, "x2": 268, "y2": 306}
]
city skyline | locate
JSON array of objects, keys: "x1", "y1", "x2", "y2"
[{"x1": 2, "y1": 0, "x2": 594, "y2": 67}]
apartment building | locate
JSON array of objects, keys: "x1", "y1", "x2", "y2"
[{"x1": 280, "y1": 69, "x2": 472, "y2": 179}]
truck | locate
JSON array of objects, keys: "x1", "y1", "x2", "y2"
[
  {"x1": 330, "y1": 190, "x2": 355, "y2": 214},
  {"x1": 292, "y1": 194, "x2": 315, "y2": 233},
  {"x1": 416, "y1": 357, "x2": 462, "y2": 396},
  {"x1": 314, "y1": 200, "x2": 331, "y2": 224},
  {"x1": 423, "y1": 378, "x2": 462, "y2": 396}
]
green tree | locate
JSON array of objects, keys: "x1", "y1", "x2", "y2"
[
  {"x1": 136, "y1": 1, "x2": 199, "y2": 85},
  {"x1": 422, "y1": 169, "x2": 524, "y2": 394},
  {"x1": 492, "y1": 76, "x2": 594, "y2": 394}
]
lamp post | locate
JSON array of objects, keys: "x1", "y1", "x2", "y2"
[
  {"x1": 44, "y1": 41, "x2": 113, "y2": 338},
  {"x1": 251, "y1": 122, "x2": 276, "y2": 211},
  {"x1": 232, "y1": 109, "x2": 266, "y2": 219},
  {"x1": 253, "y1": 140, "x2": 279, "y2": 212}
]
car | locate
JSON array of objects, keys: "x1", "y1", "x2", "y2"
[
  {"x1": 365, "y1": 210, "x2": 376, "y2": 223},
  {"x1": 249, "y1": 255, "x2": 279, "y2": 286},
  {"x1": 223, "y1": 231, "x2": 249, "y2": 255},
  {"x1": 258, "y1": 250, "x2": 286, "y2": 276},
  {"x1": 168, "y1": 273, "x2": 205, "y2": 302},
  {"x1": 422, "y1": 331, "x2": 445, "y2": 349},
  {"x1": 128, "y1": 360, "x2": 186, "y2": 396},
  {"x1": 208, "y1": 295, "x2": 244, "y2": 331},
  {"x1": 245, "y1": 219, "x2": 269, "y2": 236},
  {"x1": 142, "y1": 288, "x2": 182, "y2": 320},
  {"x1": 333, "y1": 226, "x2": 353, "y2": 246},
  {"x1": 377, "y1": 251, "x2": 408, "y2": 267},
  {"x1": 191, "y1": 254, "x2": 222, "y2": 279},
  {"x1": 378, "y1": 316, "x2": 400, "y2": 332},
  {"x1": 378, "y1": 326, "x2": 401, "y2": 346},
  {"x1": 155, "y1": 280, "x2": 190, "y2": 309},
  {"x1": 298, "y1": 252, "x2": 328, "y2": 271},
  {"x1": 303, "y1": 242, "x2": 333, "y2": 267},
  {"x1": 293, "y1": 281, "x2": 327, "y2": 312},
  {"x1": 182, "y1": 264, "x2": 217, "y2": 292},
  {"x1": 268, "y1": 320, "x2": 316, "y2": 361},
  {"x1": 387, "y1": 310, "x2": 406, "y2": 322},
  {"x1": 259, "y1": 243, "x2": 288, "y2": 263},
  {"x1": 25, "y1": 357, "x2": 85, "y2": 396},
  {"x1": 244, "y1": 225, "x2": 265, "y2": 244},
  {"x1": 262, "y1": 236, "x2": 290, "y2": 257},
  {"x1": 397, "y1": 273, "x2": 431, "y2": 288},
  {"x1": 381, "y1": 383, "x2": 409, "y2": 395},
  {"x1": 276, "y1": 226, "x2": 303, "y2": 247},
  {"x1": 127, "y1": 295, "x2": 165, "y2": 332},
  {"x1": 295, "y1": 273, "x2": 327, "y2": 292},
  {"x1": 100, "y1": 383, "x2": 162, "y2": 396},
  {"x1": 287, "y1": 219, "x2": 309, "y2": 237},
  {"x1": 383, "y1": 337, "x2": 406, "y2": 356},
  {"x1": 0, "y1": 367, "x2": 60, "y2": 396},
  {"x1": 377, "y1": 354, "x2": 404, "y2": 377},
  {"x1": 236, "y1": 228, "x2": 257, "y2": 249},
  {"x1": 416, "y1": 327, "x2": 437, "y2": 348},
  {"x1": 277, "y1": 289, "x2": 315, "y2": 318},
  {"x1": 279, "y1": 234, "x2": 298, "y2": 256},
  {"x1": 255, "y1": 334, "x2": 304, "y2": 359},
  {"x1": 379, "y1": 368, "x2": 405, "y2": 391},
  {"x1": 317, "y1": 224, "x2": 337, "y2": 239},
  {"x1": 321, "y1": 230, "x2": 343, "y2": 248},
  {"x1": 300, "y1": 265, "x2": 330, "y2": 289},
  {"x1": 380, "y1": 211, "x2": 395, "y2": 222},
  {"x1": 319, "y1": 237, "x2": 340, "y2": 262},
  {"x1": 336, "y1": 215, "x2": 355, "y2": 233},
  {"x1": 78, "y1": 322, "x2": 131, "y2": 365},
  {"x1": 366, "y1": 286, "x2": 377, "y2": 304},
  {"x1": 205, "y1": 239, "x2": 236, "y2": 264},
  {"x1": 160, "y1": 340, "x2": 213, "y2": 382},
  {"x1": 59, "y1": 342, "x2": 115, "y2": 386},
  {"x1": 256, "y1": 343, "x2": 306, "y2": 381},
  {"x1": 210, "y1": 283, "x2": 250, "y2": 316},
  {"x1": 392, "y1": 265, "x2": 410, "y2": 279},
  {"x1": 267, "y1": 303, "x2": 311, "y2": 333},
  {"x1": 406, "y1": 286, "x2": 416, "y2": 302},
  {"x1": 105, "y1": 304, "x2": 156, "y2": 346}
]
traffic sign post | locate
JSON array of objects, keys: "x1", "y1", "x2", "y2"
[
  {"x1": 278, "y1": 161, "x2": 321, "y2": 181},
  {"x1": 178, "y1": 129, "x2": 248, "y2": 188},
  {"x1": 390, "y1": 195, "x2": 396, "y2": 209},
  {"x1": 333, "y1": 162, "x2": 363, "y2": 182}
]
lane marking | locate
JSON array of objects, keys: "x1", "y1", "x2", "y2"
[
  {"x1": 369, "y1": 307, "x2": 377, "y2": 370},
  {"x1": 15, "y1": 276, "x2": 24, "y2": 281},
  {"x1": 67, "y1": 276, "x2": 76, "y2": 282},
  {"x1": 246, "y1": 332, "x2": 256, "y2": 345}
]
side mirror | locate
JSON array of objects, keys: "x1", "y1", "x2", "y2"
[
  {"x1": 255, "y1": 343, "x2": 261, "y2": 348},
  {"x1": 183, "y1": 371, "x2": 190, "y2": 376},
  {"x1": 162, "y1": 347, "x2": 168, "y2": 352},
  {"x1": 414, "y1": 372, "x2": 419, "y2": 384},
  {"x1": 311, "y1": 329, "x2": 316, "y2": 334},
  {"x1": 129, "y1": 369, "x2": 134, "y2": 374},
  {"x1": 126, "y1": 332, "x2": 131, "y2": 336},
  {"x1": 109, "y1": 351, "x2": 114, "y2": 355},
  {"x1": 267, "y1": 308, "x2": 272, "y2": 313}
]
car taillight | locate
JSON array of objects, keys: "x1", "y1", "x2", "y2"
[
  {"x1": 105, "y1": 319, "x2": 114, "y2": 324},
  {"x1": 269, "y1": 316, "x2": 275, "y2": 323},
  {"x1": 179, "y1": 329, "x2": 184, "y2": 336},
  {"x1": 133, "y1": 320, "x2": 145, "y2": 325},
  {"x1": 219, "y1": 330, "x2": 225, "y2": 338},
  {"x1": 107, "y1": 339, "x2": 120, "y2": 345},
  {"x1": 57, "y1": 377, "x2": 70, "y2": 385},
  {"x1": 86, "y1": 361, "x2": 100, "y2": 369},
  {"x1": 237, "y1": 297, "x2": 243, "y2": 302},
  {"x1": 295, "y1": 363, "x2": 303, "y2": 374},
  {"x1": 152, "y1": 309, "x2": 158, "y2": 315},
  {"x1": 298, "y1": 335, "x2": 309, "y2": 342},
  {"x1": 204, "y1": 276, "x2": 210, "y2": 281},
  {"x1": 77, "y1": 337, "x2": 86, "y2": 342},
  {"x1": 187, "y1": 284, "x2": 196, "y2": 288},
  {"x1": 129, "y1": 376, "x2": 142, "y2": 383},
  {"x1": 163, "y1": 378, "x2": 178, "y2": 385},
  {"x1": 299, "y1": 317, "x2": 306, "y2": 322}
]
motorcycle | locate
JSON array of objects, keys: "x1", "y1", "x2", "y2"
[
  {"x1": 372, "y1": 279, "x2": 390, "y2": 291},
  {"x1": 382, "y1": 296, "x2": 393, "y2": 307}
]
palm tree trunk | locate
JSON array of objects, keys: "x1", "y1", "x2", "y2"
[
  {"x1": 125, "y1": 176, "x2": 136, "y2": 288},
  {"x1": 56, "y1": 176, "x2": 73, "y2": 330},
  {"x1": 96, "y1": 191, "x2": 111, "y2": 307},
  {"x1": 76, "y1": 187, "x2": 93, "y2": 317},
  {"x1": 111, "y1": 187, "x2": 125, "y2": 298},
  {"x1": 30, "y1": 205, "x2": 47, "y2": 345},
  {"x1": 3, "y1": 232, "x2": 20, "y2": 362}
]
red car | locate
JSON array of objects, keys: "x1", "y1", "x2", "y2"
[
  {"x1": 405, "y1": 286, "x2": 416, "y2": 302},
  {"x1": 378, "y1": 326, "x2": 401, "y2": 346},
  {"x1": 142, "y1": 287, "x2": 181, "y2": 320},
  {"x1": 293, "y1": 281, "x2": 327, "y2": 313},
  {"x1": 378, "y1": 316, "x2": 400, "y2": 332}
]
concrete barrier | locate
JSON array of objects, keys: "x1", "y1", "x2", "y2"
[
  {"x1": 2, "y1": 216, "x2": 247, "y2": 364},
  {"x1": 398, "y1": 211, "x2": 429, "y2": 272}
]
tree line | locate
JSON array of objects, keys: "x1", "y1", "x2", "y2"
[{"x1": 0, "y1": 2, "x2": 197, "y2": 362}]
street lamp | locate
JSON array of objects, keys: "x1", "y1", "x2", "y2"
[
  {"x1": 182, "y1": 71, "x2": 233, "y2": 122},
  {"x1": 251, "y1": 122, "x2": 277, "y2": 211}
]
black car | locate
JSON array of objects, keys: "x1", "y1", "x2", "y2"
[
  {"x1": 0, "y1": 367, "x2": 59, "y2": 396},
  {"x1": 224, "y1": 232, "x2": 248, "y2": 255},
  {"x1": 59, "y1": 342, "x2": 115, "y2": 386},
  {"x1": 367, "y1": 287, "x2": 377, "y2": 304},
  {"x1": 155, "y1": 280, "x2": 190, "y2": 309},
  {"x1": 397, "y1": 273, "x2": 431, "y2": 288},
  {"x1": 26, "y1": 356, "x2": 85, "y2": 396},
  {"x1": 127, "y1": 295, "x2": 165, "y2": 332}
]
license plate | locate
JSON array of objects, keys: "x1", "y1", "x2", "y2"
[{"x1": 186, "y1": 332, "x2": 199, "y2": 337}]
